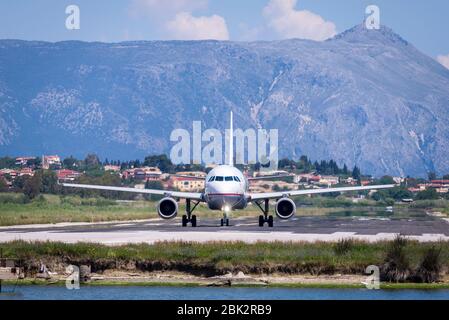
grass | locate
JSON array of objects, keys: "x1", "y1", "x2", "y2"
[
  {"x1": 2, "y1": 240, "x2": 449, "y2": 279},
  {"x1": 0, "y1": 193, "x2": 432, "y2": 226}
]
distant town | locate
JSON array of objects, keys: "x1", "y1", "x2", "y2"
[{"x1": 0, "y1": 154, "x2": 448, "y2": 202}]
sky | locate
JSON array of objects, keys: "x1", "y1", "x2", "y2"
[{"x1": 0, "y1": 0, "x2": 448, "y2": 66}]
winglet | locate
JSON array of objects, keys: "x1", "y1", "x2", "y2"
[{"x1": 229, "y1": 111, "x2": 234, "y2": 166}]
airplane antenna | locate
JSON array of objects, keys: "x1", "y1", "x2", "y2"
[{"x1": 229, "y1": 111, "x2": 233, "y2": 166}]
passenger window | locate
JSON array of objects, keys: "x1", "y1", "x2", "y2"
[
  {"x1": 208, "y1": 176, "x2": 215, "y2": 182},
  {"x1": 225, "y1": 176, "x2": 233, "y2": 182},
  {"x1": 234, "y1": 176, "x2": 241, "y2": 182},
  {"x1": 215, "y1": 176, "x2": 224, "y2": 181}
]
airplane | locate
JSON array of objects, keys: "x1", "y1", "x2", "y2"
[{"x1": 62, "y1": 112, "x2": 395, "y2": 228}]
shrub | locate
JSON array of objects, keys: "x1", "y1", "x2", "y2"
[
  {"x1": 0, "y1": 193, "x2": 28, "y2": 204},
  {"x1": 413, "y1": 246, "x2": 443, "y2": 283},
  {"x1": 333, "y1": 238, "x2": 354, "y2": 256},
  {"x1": 381, "y1": 235, "x2": 411, "y2": 282}
]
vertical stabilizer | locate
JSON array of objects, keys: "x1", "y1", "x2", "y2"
[{"x1": 229, "y1": 111, "x2": 234, "y2": 166}]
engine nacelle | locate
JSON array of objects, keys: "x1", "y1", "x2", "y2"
[
  {"x1": 157, "y1": 197, "x2": 178, "y2": 219},
  {"x1": 275, "y1": 198, "x2": 296, "y2": 220}
]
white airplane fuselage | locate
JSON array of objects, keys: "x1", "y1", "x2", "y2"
[{"x1": 204, "y1": 165, "x2": 248, "y2": 210}]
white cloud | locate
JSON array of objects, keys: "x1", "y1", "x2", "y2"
[
  {"x1": 437, "y1": 54, "x2": 449, "y2": 69},
  {"x1": 131, "y1": 0, "x2": 208, "y2": 17},
  {"x1": 166, "y1": 12, "x2": 229, "y2": 40},
  {"x1": 263, "y1": 0, "x2": 336, "y2": 41}
]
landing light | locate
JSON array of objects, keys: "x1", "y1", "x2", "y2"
[{"x1": 223, "y1": 205, "x2": 231, "y2": 212}]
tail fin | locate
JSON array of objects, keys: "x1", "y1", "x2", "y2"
[{"x1": 229, "y1": 111, "x2": 234, "y2": 166}]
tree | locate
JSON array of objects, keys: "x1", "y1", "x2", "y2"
[
  {"x1": 143, "y1": 155, "x2": 173, "y2": 173},
  {"x1": 378, "y1": 176, "x2": 395, "y2": 185},
  {"x1": 427, "y1": 172, "x2": 437, "y2": 181},
  {"x1": 0, "y1": 178, "x2": 8, "y2": 192},
  {"x1": 0, "y1": 157, "x2": 16, "y2": 169},
  {"x1": 63, "y1": 156, "x2": 79, "y2": 169},
  {"x1": 443, "y1": 174, "x2": 449, "y2": 180},
  {"x1": 352, "y1": 166, "x2": 361, "y2": 181},
  {"x1": 23, "y1": 173, "x2": 42, "y2": 200},
  {"x1": 40, "y1": 170, "x2": 59, "y2": 194},
  {"x1": 84, "y1": 154, "x2": 100, "y2": 167},
  {"x1": 416, "y1": 188, "x2": 439, "y2": 201},
  {"x1": 145, "y1": 180, "x2": 163, "y2": 190},
  {"x1": 12, "y1": 175, "x2": 30, "y2": 191}
]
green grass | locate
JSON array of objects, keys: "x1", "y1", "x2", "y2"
[
  {"x1": 0, "y1": 193, "x2": 432, "y2": 226},
  {"x1": 2, "y1": 240, "x2": 449, "y2": 276}
]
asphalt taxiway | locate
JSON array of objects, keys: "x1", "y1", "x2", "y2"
[{"x1": 1, "y1": 216, "x2": 449, "y2": 244}]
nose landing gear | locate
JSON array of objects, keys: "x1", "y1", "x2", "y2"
[
  {"x1": 220, "y1": 206, "x2": 231, "y2": 227},
  {"x1": 220, "y1": 218, "x2": 230, "y2": 227}
]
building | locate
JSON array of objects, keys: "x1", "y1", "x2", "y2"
[
  {"x1": 42, "y1": 155, "x2": 61, "y2": 169},
  {"x1": 104, "y1": 165, "x2": 121, "y2": 172},
  {"x1": 294, "y1": 173, "x2": 321, "y2": 184},
  {"x1": 171, "y1": 176, "x2": 205, "y2": 192},
  {"x1": 0, "y1": 169, "x2": 18, "y2": 180},
  {"x1": 122, "y1": 167, "x2": 162, "y2": 181},
  {"x1": 176, "y1": 171, "x2": 207, "y2": 178},
  {"x1": 319, "y1": 175, "x2": 340, "y2": 186},
  {"x1": 56, "y1": 169, "x2": 82, "y2": 181},
  {"x1": 430, "y1": 180, "x2": 449, "y2": 187},
  {"x1": 15, "y1": 157, "x2": 36, "y2": 167},
  {"x1": 18, "y1": 168, "x2": 34, "y2": 177}
]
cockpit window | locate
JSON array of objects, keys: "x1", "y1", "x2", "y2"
[
  {"x1": 225, "y1": 176, "x2": 233, "y2": 182},
  {"x1": 215, "y1": 176, "x2": 224, "y2": 181},
  {"x1": 233, "y1": 176, "x2": 241, "y2": 182},
  {"x1": 208, "y1": 176, "x2": 215, "y2": 182}
]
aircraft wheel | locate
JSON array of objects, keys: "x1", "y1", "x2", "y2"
[
  {"x1": 226, "y1": 219, "x2": 230, "y2": 227},
  {"x1": 258, "y1": 215, "x2": 264, "y2": 227},
  {"x1": 268, "y1": 216, "x2": 274, "y2": 228},
  {"x1": 220, "y1": 219, "x2": 224, "y2": 227},
  {"x1": 191, "y1": 215, "x2": 197, "y2": 227},
  {"x1": 182, "y1": 215, "x2": 188, "y2": 227}
]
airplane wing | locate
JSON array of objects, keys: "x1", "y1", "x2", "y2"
[
  {"x1": 247, "y1": 174, "x2": 293, "y2": 181},
  {"x1": 61, "y1": 183, "x2": 204, "y2": 202},
  {"x1": 249, "y1": 184, "x2": 395, "y2": 201}
]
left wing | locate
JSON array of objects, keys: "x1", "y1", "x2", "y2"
[
  {"x1": 249, "y1": 184, "x2": 395, "y2": 201},
  {"x1": 61, "y1": 183, "x2": 204, "y2": 202},
  {"x1": 247, "y1": 174, "x2": 293, "y2": 181}
]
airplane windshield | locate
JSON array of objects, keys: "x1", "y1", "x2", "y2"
[
  {"x1": 208, "y1": 176, "x2": 215, "y2": 182},
  {"x1": 225, "y1": 176, "x2": 233, "y2": 182},
  {"x1": 233, "y1": 176, "x2": 241, "y2": 182},
  {"x1": 215, "y1": 176, "x2": 224, "y2": 181}
]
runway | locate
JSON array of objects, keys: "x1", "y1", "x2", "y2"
[{"x1": 1, "y1": 215, "x2": 449, "y2": 244}]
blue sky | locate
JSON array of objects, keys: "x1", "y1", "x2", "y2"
[{"x1": 0, "y1": 0, "x2": 448, "y2": 61}]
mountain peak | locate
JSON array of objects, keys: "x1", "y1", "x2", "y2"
[{"x1": 330, "y1": 23, "x2": 409, "y2": 46}]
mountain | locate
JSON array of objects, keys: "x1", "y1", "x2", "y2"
[{"x1": 0, "y1": 24, "x2": 448, "y2": 177}]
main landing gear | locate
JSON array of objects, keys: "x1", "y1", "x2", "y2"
[
  {"x1": 254, "y1": 199, "x2": 274, "y2": 228},
  {"x1": 182, "y1": 199, "x2": 200, "y2": 227}
]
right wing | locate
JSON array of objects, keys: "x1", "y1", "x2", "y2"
[{"x1": 61, "y1": 183, "x2": 204, "y2": 202}]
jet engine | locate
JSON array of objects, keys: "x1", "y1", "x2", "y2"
[
  {"x1": 157, "y1": 197, "x2": 178, "y2": 219},
  {"x1": 275, "y1": 198, "x2": 296, "y2": 219}
]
